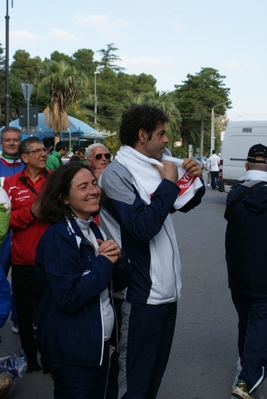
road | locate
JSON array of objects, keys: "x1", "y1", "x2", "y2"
[{"x1": 1, "y1": 175, "x2": 267, "y2": 398}]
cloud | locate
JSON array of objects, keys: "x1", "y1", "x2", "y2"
[
  {"x1": 221, "y1": 60, "x2": 257, "y2": 70},
  {"x1": 1, "y1": 27, "x2": 81, "y2": 56},
  {"x1": 73, "y1": 13, "x2": 126, "y2": 38},
  {"x1": 48, "y1": 29, "x2": 81, "y2": 43},
  {"x1": 221, "y1": 60, "x2": 241, "y2": 69},
  {"x1": 172, "y1": 22, "x2": 185, "y2": 31},
  {"x1": 9, "y1": 29, "x2": 40, "y2": 44},
  {"x1": 0, "y1": 28, "x2": 40, "y2": 54}
]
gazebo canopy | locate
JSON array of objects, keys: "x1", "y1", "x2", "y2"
[{"x1": 2, "y1": 113, "x2": 104, "y2": 142}]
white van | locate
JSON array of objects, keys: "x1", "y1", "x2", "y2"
[{"x1": 218, "y1": 120, "x2": 267, "y2": 192}]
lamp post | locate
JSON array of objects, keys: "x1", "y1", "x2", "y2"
[
  {"x1": 5, "y1": 0, "x2": 10, "y2": 127},
  {"x1": 210, "y1": 102, "x2": 227, "y2": 154},
  {"x1": 94, "y1": 70, "x2": 100, "y2": 125}
]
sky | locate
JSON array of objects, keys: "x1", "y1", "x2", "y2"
[{"x1": 0, "y1": 0, "x2": 267, "y2": 122}]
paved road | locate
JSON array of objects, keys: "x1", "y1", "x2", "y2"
[{"x1": 1, "y1": 177, "x2": 267, "y2": 398}]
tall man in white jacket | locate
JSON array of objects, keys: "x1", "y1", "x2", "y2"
[{"x1": 100, "y1": 104, "x2": 205, "y2": 399}]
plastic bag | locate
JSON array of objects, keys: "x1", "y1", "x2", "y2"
[
  {"x1": 0, "y1": 353, "x2": 27, "y2": 379},
  {"x1": 0, "y1": 353, "x2": 27, "y2": 397}
]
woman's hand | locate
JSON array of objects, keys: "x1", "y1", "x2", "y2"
[{"x1": 97, "y1": 239, "x2": 121, "y2": 263}]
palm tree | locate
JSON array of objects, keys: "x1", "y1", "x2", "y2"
[{"x1": 36, "y1": 60, "x2": 87, "y2": 141}]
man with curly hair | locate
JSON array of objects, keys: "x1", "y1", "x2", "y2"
[{"x1": 100, "y1": 104, "x2": 205, "y2": 399}]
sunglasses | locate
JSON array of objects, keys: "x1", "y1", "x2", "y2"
[{"x1": 94, "y1": 153, "x2": 111, "y2": 160}]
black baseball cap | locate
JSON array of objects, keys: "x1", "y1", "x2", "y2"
[{"x1": 247, "y1": 143, "x2": 267, "y2": 163}]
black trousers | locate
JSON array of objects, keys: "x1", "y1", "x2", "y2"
[
  {"x1": 231, "y1": 291, "x2": 267, "y2": 391},
  {"x1": 106, "y1": 300, "x2": 177, "y2": 399},
  {"x1": 48, "y1": 340, "x2": 110, "y2": 399},
  {"x1": 210, "y1": 171, "x2": 219, "y2": 189},
  {"x1": 12, "y1": 264, "x2": 38, "y2": 363}
]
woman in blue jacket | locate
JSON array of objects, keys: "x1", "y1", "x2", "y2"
[{"x1": 33, "y1": 162, "x2": 131, "y2": 399}]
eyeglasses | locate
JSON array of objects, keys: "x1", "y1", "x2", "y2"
[
  {"x1": 26, "y1": 147, "x2": 49, "y2": 155},
  {"x1": 93, "y1": 153, "x2": 111, "y2": 160}
]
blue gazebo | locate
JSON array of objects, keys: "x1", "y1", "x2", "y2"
[{"x1": 2, "y1": 113, "x2": 104, "y2": 149}]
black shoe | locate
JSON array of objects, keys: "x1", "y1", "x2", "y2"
[
  {"x1": 41, "y1": 355, "x2": 51, "y2": 375},
  {"x1": 42, "y1": 365, "x2": 52, "y2": 375},
  {"x1": 27, "y1": 361, "x2": 42, "y2": 373}
]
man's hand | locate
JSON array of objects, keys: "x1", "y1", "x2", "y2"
[
  {"x1": 182, "y1": 158, "x2": 202, "y2": 177},
  {"x1": 152, "y1": 161, "x2": 178, "y2": 183}
]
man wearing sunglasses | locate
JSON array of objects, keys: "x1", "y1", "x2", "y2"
[
  {"x1": 85, "y1": 143, "x2": 111, "y2": 179},
  {"x1": 3, "y1": 137, "x2": 52, "y2": 373}
]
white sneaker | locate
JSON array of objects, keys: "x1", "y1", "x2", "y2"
[
  {"x1": 233, "y1": 358, "x2": 242, "y2": 388},
  {"x1": 11, "y1": 324, "x2": 19, "y2": 334},
  {"x1": 232, "y1": 380, "x2": 262, "y2": 399}
]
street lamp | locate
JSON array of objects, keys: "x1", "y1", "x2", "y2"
[
  {"x1": 210, "y1": 102, "x2": 227, "y2": 154},
  {"x1": 5, "y1": 0, "x2": 11, "y2": 127},
  {"x1": 94, "y1": 70, "x2": 100, "y2": 125}
]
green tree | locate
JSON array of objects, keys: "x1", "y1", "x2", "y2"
[
  {"x1": 173, "y1": 67, "x2": 231, "y2": 155},
  {"x1": 6, "y1": 46, "x2": 234, "y2": 153},
  {"x1": 0, "y1": 42, "x2": 5, "y2": 124},
  {"x1": 72, "y1": 49, "x2": 98, "y2": 75},
  {"x1": 93, "y1": 67, "x2": 121, "y2": 131},
  {"x1": 97, "y1": 43, "x2": 125, "y2": 72},
  {"x1": 10, "y1": 50, "x2": 42, "y2": 83},
  {"x1": 8, "y1": 50, "x2": 43, "y2": 120},
  {"x1": 48, "y1": 51, "x2": 75, "y2": 67},
  {"x1": 72, "y1": 49, "x2": 99, "y2": 123},
  {"x1": 92, "y1": 70, "x2": 157, "y2": 132},
  {"x1": 36, "y1": 60, "x2": 87, "y2": 140},
  {"x1": 130, "y1": 73, "x2": 157, "y2": 95}
]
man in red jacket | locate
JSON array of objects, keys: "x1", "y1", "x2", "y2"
[{"x1": 4, "y1": 137, "x2": 51, "y2": 373}]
